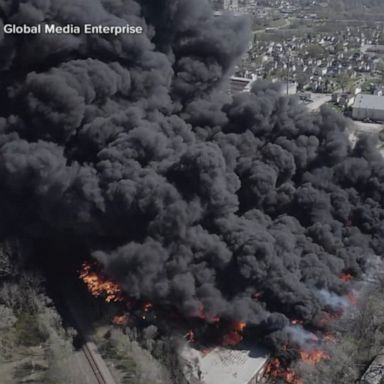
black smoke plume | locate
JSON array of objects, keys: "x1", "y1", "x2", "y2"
[{"x1": 1, "y1": 0, "x2": 384, "y2": 348}]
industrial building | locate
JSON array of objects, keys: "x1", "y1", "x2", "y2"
[
  {"x1": 229, "y1": 76, "x2": 254, "y2": 94},
  {"x1": 181, "y1": 345, "x2": 269, "y2": 384},
  {"x1": 352, "y1": 94, "x2": 384, "y2": 122}
]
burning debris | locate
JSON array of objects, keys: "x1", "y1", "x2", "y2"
[
  {"x1": 263, "y1": 337, "x2": 332, "y2": 383},
  {"x1": 81, "y1": 260, "x2": 249, "y2": 348},
  {"x1": 79, "y1": 259, "x2": 351, "y2": 383},
  {"x1": 221, "y1": 321, "x2": 247, "y2": 346},
  {"x1": 264, "y1": 358, "x2": 303, "y2": 384},
  {"x1": 299, "y1": 350, "x2": 330, "y2": 365},
  {"x1": 1, "y1": 0, "x2": 384, "y2": 382},
  {"x1": 181, "y1": 345, "x2": 268, "y2": 384},
  {"x1": 79, "y1": 262, "x2": 124, "y2": 303}
]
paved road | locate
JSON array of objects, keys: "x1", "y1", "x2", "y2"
[
  {"x1": 301, "y1": 94, "x2": 384, "y2": 140},
  {"x1": 352, "y1": 121, "x2": 383, "y2": 134},
  {"x1": 304, "y1": 93, "x2": 332, "y2": 112},
  {"x1": 329, "y1": 19, "x2": 384, "y2": 24},
  {"x1": 252, "y1": 17, "x2": 291, "y2": 34}
]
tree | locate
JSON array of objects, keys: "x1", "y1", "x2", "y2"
[
  {"x1": 306, "y1": 44, "x2": 326, "y2": 60},
  {"x1": 0, "y1": 305, "x2": 16, "y2": 330},
  {"x1": 0, "y1": 241, "x2": 22, "y2": 279},
  {"x1": 335, "y1": 73, "x2": 353, "y2": 92},
  {"x1": 376, "y1": 60, "x2": 384, "y2": 85},
  {"x1": 298, "y1": 273, "x2": 384, "y2": 384},
  {"x1": 296, "y1": 71, "x2": 310, "y2": 90}
]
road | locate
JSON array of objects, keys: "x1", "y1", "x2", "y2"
[
  {"x1": 351, "y1": 121, "x2": 383, "y2": 135},
  {"x1": 304, "y1": 93, "x2": 332, "y2": 112},
  {"x1": 252, "y1": 17, "x2": 291, "y2": 34},
  {"x1": 329, "y1": 19, "x2": 384, "y2": 24},
  {"x1": 265, "y1": 18, "x2": 291, "y2": 31},
  {"x1": 347, "y1": 120, "x2": 384, "y2": 152},
  {"x1": 301, "y1": 93, "x2": 384, "y2": 141}
]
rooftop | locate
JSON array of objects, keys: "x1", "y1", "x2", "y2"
[
  {"x1": 181, "y1": 345, "x2": 268, "y2": 384},
  {"x1": 353, "y1": 94, "x2": 384, "y2": 111},
  {"x1": 229, "y1": 76, "x2": 254, "y2": 94}
]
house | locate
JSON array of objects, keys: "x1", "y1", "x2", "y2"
[
  {"x1": 373, "y1": 86, "x2": 384, "y2": 96},
  {"x1": 339, "y1": 93, "x2": 355, "y2": 108},
  {"x1": 332, "y1": 92, "x2": 341, "y2": 103},
  {"x1": 353, "y1": 86, "x2": 362, "y2": 96}
]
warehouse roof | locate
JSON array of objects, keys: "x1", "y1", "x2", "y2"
[
  {"x1": 181, "y1": 345, "x2": 268, "y2": 384},
  {"x1": 353, "y1": 94, "x2": 384, "y2": 111},
  {"x1": 229, "y1": 76, "x2": 253, "y2": 94}
]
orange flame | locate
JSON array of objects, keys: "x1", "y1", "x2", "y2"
[
  {"x1": 221, "y1": 321, "x2": 247, "y2": 346},
  {"x1": 340, "y1": 272, "x2": 353, "y2": 283},
  {"x1": 264, "y1": 358, "x2": 303, "y2": 384},
  {"x1": 291, "y1": 319, "x2": 304, "y2": 325},
  {"x1": 112, "y1": 314, "x2": 129, "y2": 326},
  {"x1": 79, "y1": 262, "x2": 123, "y2": 303},
  {"x1": 300, "y1": 349, "x2": 330, "y2": 365},
  {"x1": 233, "y1": 321, "x2": 247, "y2": 332},
  {"x1": 264, "y1": 349, "x2": 329, "y2": 383},
  {"x1": 265, "y1": 339, "x2": 331, "y2": 383}
]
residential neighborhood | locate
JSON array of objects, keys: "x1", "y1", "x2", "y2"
[
  {"x1": 240, "y1": 25, "x2": 384, "y2": 94},
  {"x1": 214, "y1": 0, "x2": 384, "y2": 123}
]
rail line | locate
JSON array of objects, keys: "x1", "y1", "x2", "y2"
[
  {"x1": 58, "y1": 288, "x2": 117, "y2": 384},
  {"x1": 82, "y1": 340, "x2": 112, "y2": 384}
]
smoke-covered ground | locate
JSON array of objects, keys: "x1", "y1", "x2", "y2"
[{"x1": 1, "y1": 0, "x2": 384, "y2": 351}]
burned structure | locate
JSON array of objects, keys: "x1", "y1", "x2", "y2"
[
  {"x1": 181, "y1": 346, "x2": 268, "y2": 384},
  {"x1": 1, "y1": 1, "x2": 384, "y2": 378}
]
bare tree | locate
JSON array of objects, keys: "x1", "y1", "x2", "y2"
[
  {"x1": 0, "y1": 305, "x2": 16, "y2": 330},
  {"x1": 298, "y1": 273, "x2": 384, "y2": 384}
]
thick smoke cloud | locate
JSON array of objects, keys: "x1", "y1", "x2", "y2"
[{"x1": 1, "y1": 0, "x2": 384, "y2": 347}]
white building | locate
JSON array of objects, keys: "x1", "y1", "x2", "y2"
[
  {"x1": 229, "y1": 76, "x2": 255, "y2": 95},
  {"x1": 352, "y1": 94, "x2": 384, "y2": 122},
  {"x1": 181, "y1": 346, "x2": 269, "y2": 384},
  {"x1": 276, "y1": 81, "x2": 298, "y2": 96}
]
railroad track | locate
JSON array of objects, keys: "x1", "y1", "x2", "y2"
[
  {"x1": 82, "y1": 340, "x2": 114, "y2": 384},
  {"x1": 58, "y1": 288, "x2": 117, "y2": 384}
]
